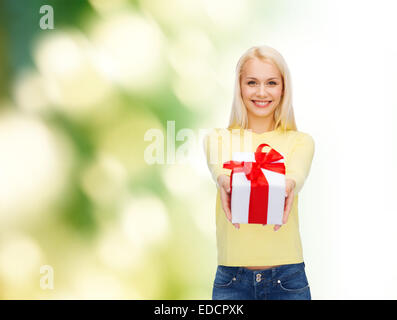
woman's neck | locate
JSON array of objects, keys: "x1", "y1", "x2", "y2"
[{"x1": 247, "y1": 116, "x2": 276, "y2": 134}]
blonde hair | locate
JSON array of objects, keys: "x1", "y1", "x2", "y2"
[{"x1": 228, "y1": 45, "x2": 297, "y2": 131}]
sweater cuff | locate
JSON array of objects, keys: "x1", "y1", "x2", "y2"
[
  {"x1": 285, "y1": 173, "x2": 303, "y2": 194},
  {"x1": 213, "y1": 168, "x2": 231, "y2": 189}
]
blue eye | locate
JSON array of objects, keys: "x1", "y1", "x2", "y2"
[{"x1": 247, "y1": 80, "x2": 278, "y2": 85}]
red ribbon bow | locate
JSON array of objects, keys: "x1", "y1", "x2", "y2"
[
  {"x1": 223, "y1": 144, "x2": 285, "y2": 183},
  {"x1": 222, "y1": 143, "x2": 285, "y2": 224}
]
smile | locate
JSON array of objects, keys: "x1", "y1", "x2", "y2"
[{"x1": 252, "y1": 100, "x2": 272, "y2": 108}]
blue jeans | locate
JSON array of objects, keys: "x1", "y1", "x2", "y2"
[{"x1": 212, "y1": 262, "x2": 311, "y2": 300}]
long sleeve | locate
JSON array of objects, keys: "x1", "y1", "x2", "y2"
[
  {"x1": 203, "y1": 129, "x2": 231, "y2": 188},
  {"x1": 285, "y1": 132, "x2": 315, "y2": 194}
]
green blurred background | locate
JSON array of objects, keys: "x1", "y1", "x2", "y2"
[{"x1": 0, "y1": 0, "x2": 290, "y2": 299}]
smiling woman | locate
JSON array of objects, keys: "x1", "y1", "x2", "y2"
[{"x1": 203, "y1": 45, "x2": 315, "y2": 300}]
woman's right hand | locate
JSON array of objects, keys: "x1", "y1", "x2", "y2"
[{"x1": 217, "y1": 174, "x2": 240, "y2": 229}]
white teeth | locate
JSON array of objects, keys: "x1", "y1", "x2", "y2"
[{"x1": 253, "y1": 100, "x2": 271, "y2": 106}]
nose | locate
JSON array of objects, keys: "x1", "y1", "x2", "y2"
[{"x1": 256, "y1": 83, "x2": 268, "y2": 98}]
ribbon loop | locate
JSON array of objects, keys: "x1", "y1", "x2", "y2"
[{"x1": 255, "y1": 143, "x2": 271, "y2": 153}]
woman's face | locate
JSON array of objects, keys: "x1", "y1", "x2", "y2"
[{"x1": 240, "y1": 58, "x2": 284, "y2": 121}]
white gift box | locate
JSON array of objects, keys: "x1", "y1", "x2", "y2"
[{"x1": 226, "y1": 145, "x2": 286, "y2": 225}]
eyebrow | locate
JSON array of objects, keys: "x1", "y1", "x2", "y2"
[{"x1": 245, "y1": 76, "x2": 280, "y2": 81}]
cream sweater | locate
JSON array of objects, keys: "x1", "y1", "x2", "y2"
[{"x1": 203, "y1": 125, "x2": 315, "y2": 266}]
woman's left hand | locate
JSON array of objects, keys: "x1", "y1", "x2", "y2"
[{"x1": 271, "y1": 178, "x2": 296, "y2": 231}]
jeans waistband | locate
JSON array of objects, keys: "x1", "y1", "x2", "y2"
[{"x1": 219, "y1": 262, "x2": 305, "y2": 281}]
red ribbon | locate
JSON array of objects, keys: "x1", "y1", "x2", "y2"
[{"x1": 223, "y1": 144, "x2": 285, "y2": 224}]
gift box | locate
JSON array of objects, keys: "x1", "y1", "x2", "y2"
[{"x1": 223, "y1": 143, "x2": 286, "y2": 225}]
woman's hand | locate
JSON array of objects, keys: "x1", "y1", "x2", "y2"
[
  {"x1": 217, "y1": 174, "x2": 240, "y2": 229},
  {"x1": 273, "y1": 178, "x2": 296, "y2": 231}
]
